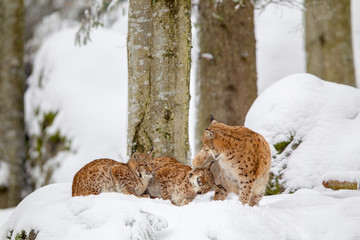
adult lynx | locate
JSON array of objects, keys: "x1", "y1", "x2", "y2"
[
  {"x1": 72, "y1": 151, "x2": 153, "y2": 197},
  {"x1": 193, "y1": 118, "x2": 271, "y2": 206}
]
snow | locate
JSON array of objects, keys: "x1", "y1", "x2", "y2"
[
  {"x1": 245, "y1": 73, "x2": 360, "y2": 191},
  {"x1": 25, "y1": 26, "x2": 128, "y2": 183},
  {"x1": 255, "y1": 2, "x2": 305, "y2": 93},
  {"x1": 1, "y1": 183, "x2": 360, "y2": 240}
]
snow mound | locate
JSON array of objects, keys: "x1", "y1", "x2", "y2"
[
  {"x1": 245, "y1": 73, "x2": 360, "y2": 192},
  {"x1": 1, "y1": 183, "x2": 360, "y2": 240}
]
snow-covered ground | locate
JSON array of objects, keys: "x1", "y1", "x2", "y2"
[{"x1": 1, "y1": 183, "x2": 360, "y2": 240}]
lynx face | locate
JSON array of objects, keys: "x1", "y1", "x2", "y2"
[
  {"x1": 145, "y1": 156, "x2": 215, "y2": 206},
  {"x1": 189, "y1": 168, "x2": 214, "y2": 194},
  {"x1": 137, "y1": 162, "x2": 153, "y2": 178},
  {"x1": 130, "y1": 152, "x2": 153, "y2": 178}
]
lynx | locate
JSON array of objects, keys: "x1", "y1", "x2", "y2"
[
  {"x1": 145, "y1": 156, "x2": 214, "y2": 206},
  {"x1": 72, "y1": 151, "x2": 153, "y2": 197},
  {"x1": 192, "y1": 118, "x2": 271, "y2": 206}
]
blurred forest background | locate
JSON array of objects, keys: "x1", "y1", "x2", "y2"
[{"x1": 0, "y1": 0, "x2": 359, "y2": 209}]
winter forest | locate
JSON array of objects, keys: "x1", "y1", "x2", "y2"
[{"x1": 1, "y1": 0, "x2": 360, "y2": 239}]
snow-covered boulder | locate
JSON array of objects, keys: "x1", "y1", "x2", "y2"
[{"x1": 245, "y1": 73, "x2": 360, "y2": 193}]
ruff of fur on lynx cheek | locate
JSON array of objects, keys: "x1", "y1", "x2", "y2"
[{"x1": 192, "y1": 116, "x2": 271, "y2": 207}]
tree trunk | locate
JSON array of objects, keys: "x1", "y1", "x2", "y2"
[
  {"x1": 0, "y1": 0, "x2": 26, "y2": 208},
  {"x1": 195, "y1": 0, "x2": 257, "y2": 151},
  {"x1": 127, "y1": 0, "x2": 191, "y2": 164},
  {"x1": 305, "y1": 0, "x2": 355, "y2": 87}
]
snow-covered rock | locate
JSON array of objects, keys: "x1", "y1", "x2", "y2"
[{"x1": 245, "y1": 73, "x2": 360, "y2": 193}]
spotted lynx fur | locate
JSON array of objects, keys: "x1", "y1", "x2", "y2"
[
  {"x1": 72, "y1": 152, "x2": 153, "y2": 197},
  {"x1": 192, "y1": 118, "x2": 271, "y2": 206},
  {"x1": 145, "y1": 156, "x2": 214, "y2": 206}
]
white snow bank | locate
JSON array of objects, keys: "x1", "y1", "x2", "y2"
[
  {"x1": 25, "y1": 27, "x2": 128, "y2": 183},
  {"x1": 1, "y1": 183, "x2": 360, "y2": 240},
  {"x1": 0, "y1": 208, "x2": 14, "y2": 227},
  {"x1": 245, "y1": 73, "x2": 360, "y2": 191}
]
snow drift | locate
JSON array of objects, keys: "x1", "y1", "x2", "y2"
[
  {"x1": 1, "y1": 183, "x2": 360, "y2": 240},
  {"x1": 245, "y1": 73, "x2": 360, "y2": 192}
]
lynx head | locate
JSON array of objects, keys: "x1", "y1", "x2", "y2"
[
  {"x1": 129, "y1": 150, "x2": 153, "y2": 178},
  {"x1": 189, "y1": 168, "x2": 214, "y2": 194},
  {"x1": 201, "y1": 116, "x2": 221, "y2": 150},
  {"x1": 192, "y1": 116, "x2": 221, "y2": 169}
]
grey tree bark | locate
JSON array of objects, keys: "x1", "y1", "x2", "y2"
[
  {"x1": 195, "y1": 0, "x2": 257, "y2": 151},
  {"x1": 305, "y1": 0, "x2": 356, "y2": 87},
  {"x1": 127, "y1": 0, "x2": 191, "y2": 164},
  {"x1": 0, "y1": 0, "x2": 26, "y2": 208}
]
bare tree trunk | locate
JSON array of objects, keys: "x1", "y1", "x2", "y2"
[
  {"x1": 127, "y1": 0, "x2": 191, "y2": 164},
  {"x1": 195, "y1": 0, "x2": 257, "y2": 151},
  {"x1": 305, "y1": 0, "x2": 355, "y2": 87},
  {"x1": 0, "y1": 0, "x2": 26, "y2": 208}
]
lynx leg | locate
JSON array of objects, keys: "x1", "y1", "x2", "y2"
[
  {"x1": 213, "y1": 185, "x2": 228, "y2": 201},
  {"x1": 139, "y1": 193, "x2": 151, "y2": 198},
  {"x1": 238, "y1": 175, "x2": 256, "y2": 205},
  {"x1": 119, "y1": 183, "x2": 135, "y2": 195},
  {"x1": 249, "y1": 173, "x2": 269, "y2": 206},
  {"x1": 177, "y1": 198, "x2": 190, "y2": 206},
  {"x1": 160, "y1": 185, "x2": 171, "y2": 201}
]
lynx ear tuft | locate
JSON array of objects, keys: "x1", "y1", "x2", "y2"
[
  {"x1": 148, "y1": 147, "x2": 154, "y2": 155},
  {"x1": 210, "y1": 114, "x2": 217, "y2": 125}
]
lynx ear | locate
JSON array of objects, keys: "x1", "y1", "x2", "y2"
[
  {"x1": 210, "y1": 114, "x2": 217, "y2": 125},
  {"x1": 131, "y1": 152, "x2": 140, "y2": 161},
  {"x1": 204, "y1": 129, "x2": 214, "y2": 140},
  {"x1": 148, "y1": 147, "x2": 154, "y2": 155}
]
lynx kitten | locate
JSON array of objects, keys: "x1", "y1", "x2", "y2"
[
  {"x1": 72, "y1": 151, "x2": 153, "y2": 197},
  {"x1": 146, "y1": 156, "x2": 214, "y2": 206}
]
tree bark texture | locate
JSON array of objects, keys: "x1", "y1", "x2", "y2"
[
  {"x1": 0, "y1": 0, "x2": 26, "y2": 208},
  {"x1": 305, "y1": 0, "x2": 356, "y2": 87},
  {"x1": 195, "y1": 0, "x2": 257, "y2": 151},
  {"x1": 127, "y1": 0, "x2": 191, "y2": 164}
]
